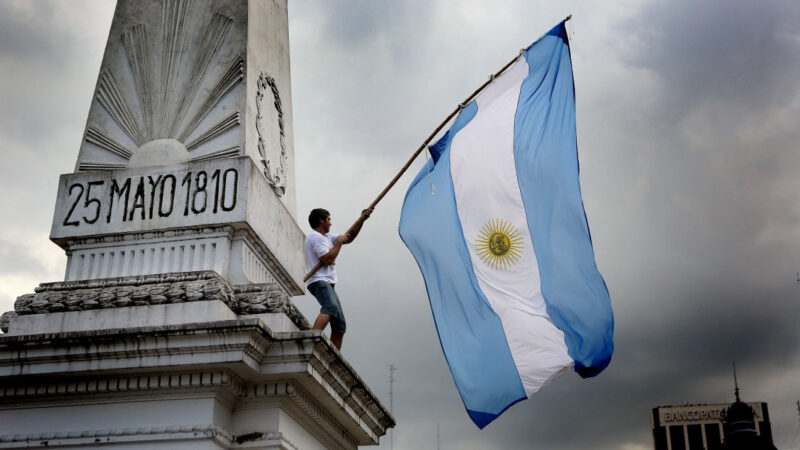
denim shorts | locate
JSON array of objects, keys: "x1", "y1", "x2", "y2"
[{"x1": 308, "y1": 281, "x2": 346, "y2": 334}]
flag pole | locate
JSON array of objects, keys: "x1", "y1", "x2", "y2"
[{"x1": 302, "y1": 15, "x2": 572, "y2": 283}]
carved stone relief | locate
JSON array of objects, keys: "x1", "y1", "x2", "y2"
[
  {"x1": 255, "y1": 72, "x2": 288, "y2": 196},
  {"x1": 4, "y1": 271, "x2": 311, "y2": 331},
  {"x1": 81, "y1": 0, "x2": 245, "y2": 171}
]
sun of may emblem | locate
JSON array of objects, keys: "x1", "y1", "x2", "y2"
[{"x1": 475, "y1": 219, "x2": 524, "y2": 270}]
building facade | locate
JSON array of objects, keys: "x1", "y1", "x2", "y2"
[{"x1": 651, "y1": 403, "x2": 774, "y2": 450}]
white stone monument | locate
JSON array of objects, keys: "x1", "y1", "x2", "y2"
[{"x1": 0, "y1": 1, "x2": 394, "y2": 448}]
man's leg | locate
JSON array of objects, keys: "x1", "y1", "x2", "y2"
[
  {"x1": 309, "y1": 281, "x2": 345, "y2": 349},
  {"x1": 327, "y1": 286, "x2": 346, "y2": 350},
  {"x1": 330, "y1": 332, "x2": 344, "y2": 350},
  {"x1": 309, "y1": 281, "x2": 333, "y2": 331},
  {"x1": 312, "y1": 313, "x2": 332, "y2": 330}
]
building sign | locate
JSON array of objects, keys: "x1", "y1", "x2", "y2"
[
  {"x1": 652, "y1": 402, "x2": 773, "y2": 450},
  {"x1": 659, "y1": 403, "x2": 763, "y2": 425}
]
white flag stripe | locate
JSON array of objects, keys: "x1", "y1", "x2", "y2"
[{"x1": 449, "y1": 58, "x2": 573, "y2": 397}]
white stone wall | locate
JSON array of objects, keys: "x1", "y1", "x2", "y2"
[
  {"x1": 0, "y1": 319, "x2": 395, "y2": 449},
  {"x1": 0, "y1": 397, "x2": 230, "y2": 450}
]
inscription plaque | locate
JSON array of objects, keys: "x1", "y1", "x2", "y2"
[
  {"x1": 52, "y1": 159, "x2": 246, "y2": 241},
  {"x1": 50, "y1": 156, "x2": 306, "y2": 294}
]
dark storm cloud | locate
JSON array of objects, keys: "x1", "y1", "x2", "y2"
[
  {"x1": 630, "y1": 0, "x2": 800, "y2": 118},
  {"x1": 618, "y1": 0, "x2": 800, "y2": 310},
  {"x1": 534, "y1": 1, "x2": 800, "y2": 448},
  {"x1": 286, "y1": 0, "x2": 800, "y2": 448},
  {"x1": 334, "y1": 1, "x2": 800, "y2": 448}
]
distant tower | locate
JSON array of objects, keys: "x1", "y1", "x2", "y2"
[
  {"x1": 650, "y1": 366, "x2": 775, "y2": 450},
  {"x1": 389, "y1": 364, "x2": 396, "y2": 450},
  {"x1": 796, "y1": 400, "x2": 800, "y2": 425},
  {"x1": 717, "y1": 364, "x2": 777, "y2": 450}
]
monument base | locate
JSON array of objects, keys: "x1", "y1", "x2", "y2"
[{"x1": 0, "y1": 275, "x2": 393, "y2": 449}]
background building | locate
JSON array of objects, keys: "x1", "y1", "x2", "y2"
[{"x1": 651, "y1": 402, "x2": 774, "y2": 450}]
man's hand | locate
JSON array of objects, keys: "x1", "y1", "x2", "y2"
[
  {"x1": 361, "y1": 208, "x2": 374, "y2": 219},
  {"x1": 339, "y1": 209, "x2": 372, "y2": 247}
]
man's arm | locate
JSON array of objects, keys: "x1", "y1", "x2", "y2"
[
  {"x1": 319, "y1": 234, "x2": 349, "y2": 265},
  {"x1": 317, "y1": 209, "x2": 373, "y2": 265},
  {"x1": 342, "y1": 208, "x2": 373, "y2": 244}
]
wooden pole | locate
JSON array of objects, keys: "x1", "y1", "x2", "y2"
[{"x1": 302, "y1": 15, "x2": 572, "y2": 283}]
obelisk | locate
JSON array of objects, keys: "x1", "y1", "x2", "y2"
[
  {"x1": 0, "y1": 1, "x2": 393, "y2": 448},
  {"x1": 49, "y1": 0, "x2": 303, "y2": 294}
]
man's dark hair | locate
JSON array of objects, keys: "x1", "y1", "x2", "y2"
[{"x1": 308, "y1": 208, "x2": 330, "y2": 229}]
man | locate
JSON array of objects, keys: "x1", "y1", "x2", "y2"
[{"x1": 305, "y1": 208, "x2": 371, "y2": 350}]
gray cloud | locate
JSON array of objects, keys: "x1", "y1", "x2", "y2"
[
  {"x1": 0, "y1": 238, "x2": 48, "y2": 276},
  {"x1": 0, "y1": 2, "x2": 65, "y2": 64},
  {"x1": 631, "y1": 0, "x2": 800, "y2": 118}
]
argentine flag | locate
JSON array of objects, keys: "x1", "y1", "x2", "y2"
[{"x1": 399, "y1": 21, "x2": 613, "y2": 428}]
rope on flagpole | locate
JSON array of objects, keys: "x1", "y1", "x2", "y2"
[
  {"x1": 302, "y1": 15, "x2": 574, "y2": 283},
  {"x1": 425, "y1": 145, "x2": 435, "y2": 197}
]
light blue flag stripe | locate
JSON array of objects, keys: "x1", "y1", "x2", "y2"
[
  {"x1": 399, "y1": 102, "x2": 527, "y2": 429},
  {"x1": 514, "y1": 24, "x2": 614, "y2": 376}
]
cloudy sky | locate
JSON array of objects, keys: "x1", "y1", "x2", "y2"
[{"x1": 2, "y1": 0, "x2": 800, "y2": 448}]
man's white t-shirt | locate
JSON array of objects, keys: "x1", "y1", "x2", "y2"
[{"x1": 305, "y1": 230, "x2": 340, "y2": 286}]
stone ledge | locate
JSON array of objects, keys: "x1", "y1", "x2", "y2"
[
  {"x1": 0, "y1": 424, "x2": 234, "y2": 448},
  {"x1": 0, "y1": 320, "x2": 395, "y2": 443},
  {"x1": 0, "y1": 370, "x2": 247, "y2": 402},
  {"x1": 1, "y1": 271, "x2": 310, "y2": 333},
  {"x1": 244, "y1": 381, "x2": 358, "y2": 450},
  {"x1": 0, "y1": 427, "x2": 298, "y2": 450}
]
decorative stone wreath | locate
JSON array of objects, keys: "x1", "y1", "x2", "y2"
[{"x1": 255, "y1": 72, "x2": 288, "y2": 196}]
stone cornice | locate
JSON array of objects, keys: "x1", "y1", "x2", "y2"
[
  {"x1": 0, "y1": 425, "x2": 299, "y2": 449},
  {"x1": 0, "y1": 424, "x2": 233, "y2": 449},
  {"x1": 0, "y1": 319, "x2": 394, "y2": 443},
  {"x1": 244, "y1": 381, "x2": 356, "y2": 450},
  {"x1": 0, "y1": 370, "x2": 247, "y2": 404},
  {"x1": 266, "y1": 334, "x2": 396, "y2": 432}
]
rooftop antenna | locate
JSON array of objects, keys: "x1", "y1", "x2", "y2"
[
  {"x1": 795, "y1": 400, "x2": 800, "y2": 444},
  {"x1": 796, "y1": 400, "x2": 800, "y2": 424},
  {"x1": 733, "y1": 361, "x2": 740, "y2": 402},
  {"x1": 388, "y1": 364, "x2": 396, "y2": 450}
]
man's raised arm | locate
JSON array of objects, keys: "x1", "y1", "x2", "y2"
[{"x1": 343, "y1": 208, "x2": 373, "y2": 244}]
